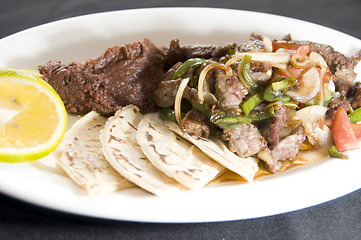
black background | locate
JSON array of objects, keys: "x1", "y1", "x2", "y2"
[{"x1": 1, "y1": 0, "x2": 361, "y2": 239}]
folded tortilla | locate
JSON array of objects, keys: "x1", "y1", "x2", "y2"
[
  {"x1": 54, "y1": 111, "x2": 134, "y2": 194},
  {"x1": 100, "y1": 105, "x2": 185, "y2": 196},
  {"x1": 165, "y1": 121, "x2": 259, "y2": 182},
  {"x1": 136, "y1": 113, "x2": 224, "y2": 190}
]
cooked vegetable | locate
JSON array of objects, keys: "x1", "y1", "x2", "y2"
[
  {"x1": 212, "y1": 115, "x2": 252, "y2": 129},
  {"x1": 263, "y1": 87, "x2": 291, "y2": 102},
  {"x1": 348, "y1": 107, "x2": 361, "y2": 123},
  {"x1": 198, "y1": 62, "x2": 226, "y2": 103},
  {"x1": 241, "y1": 55, "x2": 260, "y2": 91},
  {"x1": 285, "y1": 67, "x2": 321, "y2": 103},
  {"x1": 210, "y1": 111, "x2": 252, "y2": 129},
  {"x1": 329, "y1": 144, "x2": 349, "y2": 159},
  {"x1": 271, "y1": 76, "x2": 296, "y2": 91},
  {"x1": 172, "y1": 58, "x2": 206, "y2": 80},
  {"x1": 191, "y1": 100, "x2": 212, "y2": 119},
  {"x1": 160, "y1": 107, "x2": 177, "y2": 122},
  {"x1": 248, "y1": 107, "x2": 275, "y2": 122},
  {"x1": 241, "y1": 93, "x2": 263, "y2": 116},
  {"x1": 174, "y1": 77, "x2": 190, "y2": 124},
  {"x1": 332, "y1": 107, "x2": 359, "y2": 152}
]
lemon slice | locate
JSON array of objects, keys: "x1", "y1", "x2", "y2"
[{"x1": 0, "y1": 69, "x2": 67, "y2": 162}]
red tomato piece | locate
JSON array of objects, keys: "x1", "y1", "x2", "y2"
[
  {"x1": 351, "y1": 123, "x2": 361, "y2": 139},
  {"x1": 272, "y1": 41, "x2": 300, "y2": 51},
  {"x1": 332, "y1": 107, "x2": 360, "y2": 152}
]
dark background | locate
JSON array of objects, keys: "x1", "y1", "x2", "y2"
[{"x1": 1, "y1": 0, "x2": 361, "y2": 239}]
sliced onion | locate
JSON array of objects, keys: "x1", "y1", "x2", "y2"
[
  {"x1": 198, "y1": 62, "x2": 225, "y2": 103},
  {"x1": 291, "y1": 105, "x2": 329, "y2": 146},
  {"x1": 174, "y1": 77, "x2": 190, "y2": 124},
  {"x1": 225, "y1": 51, "x2": 290, "y2": 70},
  {"x1": 309, "y1": 52, "x2": 328, "y2": 68},
  {"x1": 262, "y1": 36, "x2": 273, "y2": 52},
  {"x1": 285, "y1": 67, "x2": 320, "y2": 103},
  {"x1": 290, "y1": 53, "x2": 312, "y2": 68}
]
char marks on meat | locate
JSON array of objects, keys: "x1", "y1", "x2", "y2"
[
  {"x1": 267, "y1": 105, "x2": 289, "y2": 146},
  {"x1": 238, "y1": 33, "x2": 265, "y2": 52},
  {"x1": 351, "y1": 84, "x2": 361, "y2": 110},
  {"x1": 262, "y1": 125, "x2": 307, "y2": 173},
  {"x1": 223, "y1": 123, "x2": 268, "y2": 158},
  {"x1": 39, "y1": 38, "x2": 165, "y2": 116},
  {"x1": 164, "y1": 39, "x2": 233, "y2": 69},
  {"x1": 179, "y1": 110, "x2": 211, "y2": 139},
  {"x1": 215, "y1": 69, "x2": 248, "y2": 112}
]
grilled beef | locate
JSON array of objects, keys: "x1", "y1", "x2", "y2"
[{"x1": 39, "y1": 38, "x2": 165, "y2": 116}]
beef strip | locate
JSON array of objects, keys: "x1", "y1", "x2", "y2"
[
  {"x1": 267, "y1": 105, "x2": 289, "y2": 146},
  {"x1": 179, "y1": 110, "x2": 211, "y2": 138},
  {"x1": 39, "y1": 38, "x2": 165, "y2": 116},
  {"x1": 215, "y1": 68, "x2": 248, "y2": 112},
  {"x1": 164, "y1": 39, "x2": 232, "y2": 69},
  {"x1": 351, "y1": 86, "x2": 361, "y2": 110},
  {"x1": 38, "y1": 61, "x2": 100, "y2": 115},
  {"x1": 238, "y1": 33, "x2": 265, "y2": 52},
  {"x1": 152, "y1": 78, "x2": 199, "y2": 108},
  {"x1": 250, "y1": 61, "x2": 273, "y2": 85},
  {"x1": 262, "y1": 125, "x2": 306, "y2": 173},
  {"x1": 326, "y1": 97, "x2": 352, "y2": 119},
  {"x1": 223, "y1": 123, "x2": 267, "y2": 158}
]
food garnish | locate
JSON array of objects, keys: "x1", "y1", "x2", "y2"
[{"x1": 0, "y1": 69, "x2": 67, "y2": 162}]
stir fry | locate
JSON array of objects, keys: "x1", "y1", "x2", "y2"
[{"x1": 156, "y1": 34, "x2": 361, "y2": 173}]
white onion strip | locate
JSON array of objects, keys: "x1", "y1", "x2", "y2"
[
  {"x1": 225, "y1": 51, "x2": 290, "y2": 70},
  {"x1": 174, "y1": 77, "x2": 190, "y2": 124},
  {"x1": 197, "y1": 62, "x2": 225, "y2": 103}
]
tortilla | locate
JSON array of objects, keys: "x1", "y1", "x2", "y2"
[
  {"x1": 136, "y1": 113, "x2": 224, "y2": 190},
  {"x1": 100, "y1": 105, "x2": 185, "y2": 196},
  {"x1": 165, "y1": 121, "x2": 259, "y2": 182},
  {"x1": 54, "y1": 111, "x2": 134, "y2": 194}
]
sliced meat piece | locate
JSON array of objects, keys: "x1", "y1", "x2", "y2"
[
  {"x1": 164, "y1": 39, "x2": 231, "y2": 69},
  {"x1": 250, "y1": 61, "x2": 272, "y2": 85},
  {"x1": 267, "y1": 105, "x2": 289, "y2": 146},
  {"x1": 38, "y1": 61, "x2": 101, "y2": 115},
  {"x1": 223, "y1": 123, "x2": 267, "y2": 158},
  {"x1": 261, "y1": 125, "x2": 306, "y2": 173},
  {"x1": 152, "y1": 78, "x2": 199, "y2": 108},
  {"x1": 351, "y1": 85, "x2": 361, "y2": 110},
  {"x1": 179, "y1": 110, "x2": 211, "y2": 139},
  {"x1": 215, "y1": 68, "x2": 248, "y2": 112},
  {"x1": 238, "y1": 33, "x2": 265, "y2": 52},
  {"x1": 39, "y1": 38, "x2": 165, "y2": 116}
]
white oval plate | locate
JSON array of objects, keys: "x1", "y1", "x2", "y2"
[{"x1": 0, "y1": 8, "x2": 361, "y2": 223}]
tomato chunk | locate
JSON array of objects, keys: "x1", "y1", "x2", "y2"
[
  {"x1": 351, "y1": 123, "x2": 361, "y2": 139},
  {"x1": 332, "y1": 107, "x2": 360, "y2": 152}
]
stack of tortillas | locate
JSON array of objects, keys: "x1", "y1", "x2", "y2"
[{"x1": 54, "y1": 105, "x2": 259, "y2": 196}]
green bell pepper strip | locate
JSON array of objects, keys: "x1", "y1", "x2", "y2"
[
  {"x1": 160, "y1": 107, "x2": 187, "y2": 122},
  {"x1": 241, "y1": 93, "x2": 263, "y2": 116},
  {"x1": 159, "y1": 107, "x2": 177, "y2": 122},
  {"x1": 172, "y1": 58, "x2": 206, "y2": 80},
  {"x1": 191, "y1": 100, "x2": 212, "y2": 119},
  {"x1": 248, "y1": 107, "x2": 275, "y2": 123},
  {"x1": 329, "y1": 144, "x2": 349, "y2": 159},
  {"x1": 348, "y1": 107, "x2": 361, "y2": 123},
  {"x1": 242, "y1": 55, "x2": 260, "y2": 91},
  {"x1": 263, "y1": 87, "x2": 291, "y2": 102},
  {"x1": 213, "y1": 116, "x2": 252, "y2": 129},
  {"x1": 271, "y1": 76, "x2": 296, "y2": 91}
]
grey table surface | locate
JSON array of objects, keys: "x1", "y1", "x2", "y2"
[{"x1": 1, "y1": 0, "x2": 361, "y2": 239}]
